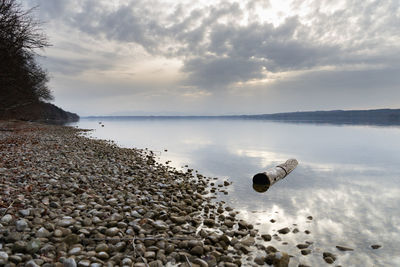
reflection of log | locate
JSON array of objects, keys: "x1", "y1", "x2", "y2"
[{"x1": 253, "y1": 159, "x2": 298, "y2": 187}]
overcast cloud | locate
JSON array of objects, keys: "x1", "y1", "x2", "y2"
[{"x1": 24, "y1": 0, "x2": 400, "y2": 115}]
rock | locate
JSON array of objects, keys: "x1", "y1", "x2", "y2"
[
  {"x1": 192, "y1": 258, "x2": 209, "y2": 267},
  {"x1": 78, "y1": 260, "x2": 91, "y2": 267},
  {"x1": 170, "y1": 216, "x2": 186, "y2": 224},
  {"x1": 144, "y1": 251, "x2": 156, "y2": 259},
  {"x1": 278, "y1": 227, "x2": 290, "y2": 234},
  {"x1": 261, "y1": 234, "x2": 272, "y2": 241},
  {"x1": 1, "y1": 214, "x2": 13, "y2": 224},
  {"x1": 307, "y1": 216, "x2": 313, "y2": 220},
  {"x1": 16, "y1": 219, "x2": 28, "y2": 231},
  {"x1": 110, "y1": 213, "x2": 123, "y2": 221},
  {"x1": 19, "y1": 209, "x2": 31, "y2": 216},
  {"x1": 95, "y1": 243, "x2": 109, "y2": 252},
  {"x1": 273, "y1": 251, "x2": 290, "y2": 267},
  {"x1": 301, "y1": 249, "x2": 312, "y2": 255},
  {"x1": 27, "y1": 239, "x2": 41, "y2": 254},
  {"x1": 204, "y1": 218, "x2": 215, "y2": 227},
  {"x1": 296, "y1": 244, "x2": 309, "y2": 249},
  {"x1": 324, "y1": 257, "x2": 334, "y2": 264},
  {"x1": 153, "y1": 220, "x2": 168, "y2": 230},
  {"x1": 190, "y1": 245, "x2": 204, "y2": 256},
  {"x1": 254, "y1": 256, "x2": 265, "y2": 265},
  {"x1": 64, "y1": 234, "x2": 80, "y2": 245},
  {"x1": 323, "y1": 252, "x2": 336, "y2": 264},
  {"x1": 149, "y1": 260, "x2": 163, "y2": 267},
  {"x1": 336, "y1": 245, "x2": 354, "y2": 251},
  {"x1": 57, "y1": 217, "x2": 76, "y2": 227},
  {"x1": 105, "y1": 227, "x2": 120, "y2": 236},
  {"x1": 266, "y1": 245, "x2": 277, "y2": 254},
  {"x1": 0, "y1": 251, "x2": 9, "y2": 262},
  {"x1": 68, "y1": 246, "x2": 82, "y2": 255},
  {"x1": 292, "y1": 228, "x2": 299, "y2": 234},
  {"x1": 26, "y1": 260, "x2": 40, "y2": 267},
  {"x1": 36, "y1": 227, "x2": 51, "y2": 238},
  {"x1": 96, "y1": 251, "x2": 109, "y2": 260},
  {"x1": 63, "y1": 258, "x2": 77, "y2": 267},
  {"x1": 240, "y1": 236, "x2": 255, "y2": 246},
  {"x1": 12, "y1": 240, "x2": 27, "y2": 253},
  {"x1": 9, "y1": 255, "x2": 22, "y2": 264},
  {"x1": 371, "y1": 244, "x2": 381, "y2": 249}
]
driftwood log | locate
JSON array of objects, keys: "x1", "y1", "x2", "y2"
[{"x1": 253, "y1": 159, "x2": 298, "y2": 192}]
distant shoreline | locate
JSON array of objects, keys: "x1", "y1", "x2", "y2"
[{"x1": 83, "y1": 108, "x2": 400, "y2": 126}]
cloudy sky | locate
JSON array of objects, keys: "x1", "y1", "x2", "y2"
[{"x1": 24, "y1": 0, "x2": 400, "y2": 116}]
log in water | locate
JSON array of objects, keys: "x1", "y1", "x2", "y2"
[{"x1": 253, "y1": 159, "x2": 298, "y2": 190}]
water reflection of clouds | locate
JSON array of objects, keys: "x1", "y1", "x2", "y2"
[{"x1": 236, "y1": 179, "x2": 400, "y2": 266}]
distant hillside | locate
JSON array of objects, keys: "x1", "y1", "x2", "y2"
[
  {"x1": 87, "y1": 108, "x2": 400, "y2": 126},
  {"x1": 0, "y1": 101, "x2": 79, "y2": 122},
  {"x1": 239, "y1": 109, "x2": 400, "y2": 125}
]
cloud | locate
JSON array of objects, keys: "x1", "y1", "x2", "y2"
[{"x1": 23, "y1": 0, "x2": 400, "y2": 113}]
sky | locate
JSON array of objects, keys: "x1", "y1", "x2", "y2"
[{"x1": 24, "y1": 0, "x2": 400, "y2": 116}]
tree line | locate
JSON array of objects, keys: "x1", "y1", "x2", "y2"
[{"x1": 0, "y1": 0, "x2": 53, "y2": 114}]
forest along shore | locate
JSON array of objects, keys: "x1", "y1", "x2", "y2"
[{"x1": 0, "y1": 121, "x2": 290, "y2": 267}]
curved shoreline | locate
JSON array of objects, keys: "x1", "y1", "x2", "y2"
[{"x1": 0, "y1": 121, "x2": 291, "y2": 267}]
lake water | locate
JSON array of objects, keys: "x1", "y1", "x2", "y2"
[{"x1": 70, "y1": 118, "x2": 400, "y2": 266}]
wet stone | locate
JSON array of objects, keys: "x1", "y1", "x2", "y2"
[
  {"x1": 278, "y1": 227, "x2": 290, "y2": 234},
  {"x1": 301, "y1": 249, "x2": 312, "y2": 255},
  {"x1": 297, "y1": 244, "x2": 309, "y2": 249},
  {"x1": 261, "y1": 234, "x2": 272, "y2": 241},
  {"x1": 371, "y1": 244, "x2": 381, "y2": 249},
  {"x1": 254, "y1": 256, "x2": 265, "y2": 265},
  {"x1": 336, "y1": 245, "x2": 354, "y2": 251}
]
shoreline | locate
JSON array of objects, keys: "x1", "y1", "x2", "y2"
[{"x1": 0, "y1": 120, "x2": 290, "y2": 266}]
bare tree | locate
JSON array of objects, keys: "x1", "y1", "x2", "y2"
[{"x1": 0, "y1": 0, "x2": 52, "y2": 112}]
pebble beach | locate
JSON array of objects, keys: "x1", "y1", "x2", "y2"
[{"x1": 0, "y1": 121, "x2": 292, "y2": 267}]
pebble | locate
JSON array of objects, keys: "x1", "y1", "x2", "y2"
[
  {"x1": 15, "y1": 219, "x2": 28, "y2": 231},
  {"x1": 68, "y1": 246, "x2": 82, "y2": 255},
  {"x1": 1, "y1": 214, "x2": 12, "y2": 224},
  {"x1": 26, "y1": 260, "x2": 40, "y2": 267},
  {"x1": 95, "y1": 243, "x2": 109, "y2": 252},
  {"x1": 0, "y1": 251, "x2": 9, "y2": 262},
  {"x1": 63, "y1": 258, "x2": 77, "y2": 267},
  {"x1": 254, "y1": 256, "x2": 265, "y2": 265},
  {"x1": 278, "y1": 227, "x2": 290, "y2": 234},
  {"x1": 96, "y1": 251, "x2": 109, "y2": 260},
  {"x1": 301, "y1": 249, "x2": 312, "y2": 255},
  {"x1": 105, "y1": 227, "x2": 120, "y2": 236},
  {"x1": 57, "y1": 217, "x2": 76, "y2": 227},
  {"x1": 19, "y1": 209, "x2": 31, "y2": 216},
  {"x1": 371, "y1": 244, "x2": 381, "y2": 249},
  {"x1": 78, "y1": 260, "x2": 91, "y2": 267},
  {"x1": 261, "y1": 234, "x2": 272, "y2": 241},
  {"x1": 36, "y1": 227, "x2": 51, "y2": 238},
  {"x1": 336, "y1": 245, "x2": 354, "y2": 251}
]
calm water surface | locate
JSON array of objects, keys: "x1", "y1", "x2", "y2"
[{"x1": 70, "y1": 118, "x2": 400, "y2": 266}]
